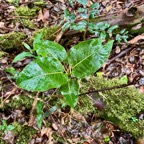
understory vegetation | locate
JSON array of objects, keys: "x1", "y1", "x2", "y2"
[{"x1": 0, "y1": 0, "x2": 144, "y2": 143}]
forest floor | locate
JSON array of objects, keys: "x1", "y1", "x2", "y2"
[{"x1": 0, "y1": 0, "x2": 144, "y2": 144}]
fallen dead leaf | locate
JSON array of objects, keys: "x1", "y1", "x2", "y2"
[{"x1": 128, "y1": 34, "x2": 144, "y2": 44}]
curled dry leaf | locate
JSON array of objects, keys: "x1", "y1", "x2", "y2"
[{"x1": 128, "y1": 33, "x2": 144, "y2": 44}]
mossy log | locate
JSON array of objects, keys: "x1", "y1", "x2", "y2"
[
  {"x1": 90, "y1": 5, "x2": 144, "y2": 27},
  {"x1": 0, "y1": 26, "x2": 59, "y2": 51},
  {"x1": 78, "y1": 76, "x2": 144, "y2": 138},
  {"x1": 65, "y1": 5, "x2": 144, "y2": 36}
]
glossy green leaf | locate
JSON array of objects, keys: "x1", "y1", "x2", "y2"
[
  {"x1": 60, "y1": 80, "x2": 79, "y2": 108},
  {"x1": 33, "y1": 32, "x2": 43, "y2": 46},
  {"x1": 89, "y1": 10, "x2": 99, "y2": 19},
  {"x1": 7, "y1": 125, "x2": 15, "y2": 131},
  {"x1": 90, "y1": 3, "x2": 100, "y2": 9},
  {"x1": 23, "y1": 42, "x2": 33, "y2": 53},
  {"x1": 64, "y1": 10, "x2": 75, "y2": 21},
  {"x1": 77, "y1": 0, "x2": 88, "y2": 5},
  {"x1": 67, "y1": 38, "x2": 114, "y2": 78},
  {"x1": 12, "y1": 52, "x2": 33, "y2": 63},
  {"x1": 34, "y1": 40, "x2": 67, "y2": 62},
  {"x1": 36, "y1": 101, "x2": 44, "y2": 129},
  {"x1": 70, "y1": 21, "x2": 87, "y2": 31},
  {"x1": 16, "y1": 57, "x2": 68, "y2": 91},
  {"x1": 62, "y1": 21, "x2": 71, "y2": 31},
  {"x1": 107, "y1": 25, "x2": 119, "y2": 33},
  {"x1": 96, "y1": 22, "x2": 110, "y2": 30},
  {"x1": 5, "y1": 67, "x2": 19, "y2": 76},
  {"x1": 78, "y1": 8, "x2": 87, "y2": 13},
  {"x1": 44, "y1": 106, "x2": 57, "y2": 118}
]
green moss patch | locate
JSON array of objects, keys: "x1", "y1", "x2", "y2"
[
  {"x1": 0, "y1": 32, "x2": 26, "y2": 51},
  {"x1": 78, "y1": 76, "x2": 144, "y2": 138},
  {"x1": 12, "y1": 122, "x2": 36, "y2": 144},
  {"x1": 16, "y1": 6, "x2": 39, "y2": 17},
  {"x1": 4, "y1": 95, "x2": 33, "y2": 109},
  {"x1": 31, "y1": 26, "x2": 59, "y2": 41}
]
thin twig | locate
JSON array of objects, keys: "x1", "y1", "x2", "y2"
[
  {"x1": 107, "y1": 46, "x2": 135, "y2": 64},
  {"x1": 79, "y1": 83, "x2": 132, "y2": 96}
]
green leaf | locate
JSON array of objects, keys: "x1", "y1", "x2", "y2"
[
  {"x1": 34, "y1": 40, "x2": 67, "y2": 62},
  {"x1": 120, "y1": 29, "x2": 126, "y2": 34},
  {"x1": 12, "y1": 52, "x2": 33, "y2": 63},
  {"x1": 104, "y1": 136, "x2": 110, "y2": 142},
  {"x1": 7, "y1": 125, "x2": 15, "y2": 131},
  {"x1": 100, "y1": 31, "x2": 107, "y2": 39},
  {"x1": 96, "y1": 22, "x2": 110, "y2": 30},
  {"x1": 80, "y1": 13, "x2": 88, "y2": 18},
  {"x1": 70, "y1": 21, "x2": 87, "y2": 31},
  {"x1": 67, "y1": 38, "x2": 114, "y2": 78},
  {"x1": 107, "y1": 25, "x2": 119, "y2": 33},
  {"x1": 78, "y1": 8, "x2": 87, "y2": 13},
  {"x1": 60, "y1": 80, "x2": 79, "y2": 108},
  {"x1": 0, "y1": 125, "x2": 3, "y2": 130},
  {"x1": 5, "y1": 67, "x2": 19, "y2": 76},
  {"x1": 77, "y1": 0, "x2": 88, "y2": 5},
  {"x1": 89, "y1": 10, "x2": 99, "y2": 19},
  {"x1": 36, "y1": 101, "x2": 44, "y2": 129},
  {"x1": 2, "y1": 120, "x2": 7, "y2": 127},
  {"x1": 62, "y1": 21, "x2": 71, "y2": 31},
  {"x1": 44, "y1": 106, "x2": 57, "y2": 118},
  {"x1": 90, "y1": 3, "x2": 100, "y2": 9},
  {"x1": 23, "y1": 42, "x2": 33, "y2": 53},
  {"x1": 37, "y1": 114, "x2": 43, "y2": 129},
  {"x1": 33, "y1": 32, "x2": 43, "y2": 47},
  {"x1": 16, "y1": 57, "x2": 68, "y2": 91},
  {"x1": 68, "y1": 0, "x2": 74, "y2": 6},
  {"x1": 36, "y1": 101, "x2": 44, "y2": 114},
  {"x1": 64, "y1": 10, "x2": 75, "y2": 21},
  {"x1": 116, "y1": 34, "x2": 121, "y2": 42},
  {"x1": 88, "y1": 22, "x2": 99, "y2": 30}
]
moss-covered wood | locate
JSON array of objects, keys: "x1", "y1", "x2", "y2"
[
  {"x1": 0, "y1": 26, "x2": 59, "y2": 51},
  {"x1": 77, "y1": 76, "x2": 144, "y2": 138}
]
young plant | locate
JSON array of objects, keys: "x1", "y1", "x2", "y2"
[
  {"x1": 62, "y1": 1, "x2": 128, "y2": 42},
  {"x1": 0, "y1": 120, "x2": 15, "y2": 133},
  {"x1": 13, "y1": 33, "x2": 114, "y2": 107}
]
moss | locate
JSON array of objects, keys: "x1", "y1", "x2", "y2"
[
  {"x1": 16, "y1": 6, "x2": 39, "y2": 17},
  {"x1": 0, "y1": 32, "x2": 26, "y2": 51},
  {"x1": 31, "y1": 26, "x2": 60, "y2": 42},
  {"x1": 34, "y1": 1, "x2": 46, "y2": 6},
  {"x1": 6, "y1": 0, "x2": 19, "y2": 5},
  {"x1": 78, "y1": 76, "x2": 144, "y2": 138},
  {"x1": 0, "y1": 132, "x2": 6, "y2": 144},
  {"x1": 20, "y1": 19, "x2": 36, "y2": 29},
  {"x1": 5, "y1": 95, "x2": 33, "y2": 109},
  {"x1": 76, "y1": 96, "x2": 95, "y2": 114},
  {"x1": 12, "y1": 122, "x2": 36, "y2": 144}
]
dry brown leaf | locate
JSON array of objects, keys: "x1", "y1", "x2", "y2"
[
  {"x1": 52, "y1": 123, "x2": 58, "y2": 130},
  {"x1": 41, "y1": 127, "x2": 52, "y2": 136},
  {"x1": 43, "y1": 9, "x2": 50, "y2": 20},
  {"x1": 0, "y1": 22, "x2": 5, "y2": 28},
  {"x1": 128, "y1": 34, "x2": 144, "y2": 44}
]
